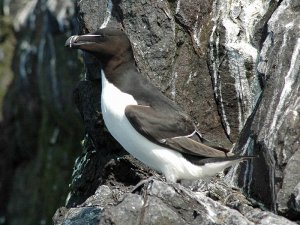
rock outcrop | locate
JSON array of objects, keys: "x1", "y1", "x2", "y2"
[
  {"x1": 0, "y1": 0, "x2": 83, "y2": 224},
  {"x1": 54, "y1": 0, "x2": 299, "y2": 224},
  {"x1": 54, "y1": 180, "x2": 296, "y2": 225},
  {"x1": 1, "y1": 0, "x2": 299, "y2": 224},
  {"x1": 232, "y1": 0, "x2": 300, "y2": 218},
  {"x1": 254, "y1": 1, "x2": 300, "y2": 218}
]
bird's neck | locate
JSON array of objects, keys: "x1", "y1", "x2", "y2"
[
  {"x1": 102, "y1": 51, "x2": 134, "y2": 77},
  {"x1": 101, "y1": 59, "x2": 139, "y2": 93}
]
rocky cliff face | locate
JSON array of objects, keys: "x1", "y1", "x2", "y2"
[
  {"x1": 254, "y1": 1, "x2": 300, "y2": 217},
  {"x1": 1, "y1": 0, "x2": 299, "y2": 224},
  {"x1": 54, "y1": 0, "x2": 299, "y2": 224},
  {"x1": 198, "y1": 0, "x2": 300, "y2": 218},
  {"x1": 0, "y1": 0, "x2": 83, "y2": 224}
]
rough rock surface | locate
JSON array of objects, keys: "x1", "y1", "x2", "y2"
[
  {"x1": 0, "y1": 0, "x2": 83, "y2": 224},
  {"x1": 1, "y1": 0, "x2": 299, "y2": 224},
  {"x1": 55, "y1": 180, "x2": 297, "y2": 225},
  {"x1": 232, "y1": 0, "x2": 300, "y2": 219},
  {"x1": 53, "y1": 0, "x2": 300, "y2": 224}
]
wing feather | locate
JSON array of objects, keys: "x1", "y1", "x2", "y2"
[{"x1": 125, "y1": 105, "x2": 229, "y2": 158}]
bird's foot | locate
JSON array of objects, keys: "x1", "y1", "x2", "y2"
[
  {"x1": 131, "y1": 176, "x2": 155, "y2": 193},
  {"x1": 131, "y1": 175, "x2": 165, "y2": 193},
  {"x1": 171, "y1": 182, "x2": 197, "y2": 199}
]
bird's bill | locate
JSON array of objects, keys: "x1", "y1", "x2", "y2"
[{"x1": 64, "y1": 34, "x2": 103, "y2": 48}]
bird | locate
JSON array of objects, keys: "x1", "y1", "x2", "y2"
[{"x1": 65, "y1": 28, "x2": 253, "y2": 183}]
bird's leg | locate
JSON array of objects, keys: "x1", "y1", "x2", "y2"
[
  {"x1": 171, "y1": 182, "x2": 198, "y2": 200},
  {"x1": 131, "y1": 176, "x2": 155, "y2": 193},
  {"x1": 131, "y1": 174, "x2": 165, "y2": 193}
]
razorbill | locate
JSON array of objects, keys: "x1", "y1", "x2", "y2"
[{"x1": 65, "y1": 28, "x2": 253, "y2": 182}]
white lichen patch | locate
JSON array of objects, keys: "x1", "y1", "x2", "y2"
[
  {"x1": 242, "y1": 0, "x2": 270, "y2": 41},
  {"x1": 209, "y1": 0, "x2": 266, "y2": 133},
  {"x1": 100, "y1": 0, "x2": 113, "y2": 29},
  {"x1": 209, "y1": 19, "x2": 232, "y2": 136},
  {"x1": 192, "y1": 15, "x2": 201, "y2": 48}
]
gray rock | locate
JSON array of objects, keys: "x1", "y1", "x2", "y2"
[
  {"x1": 291, "y1": 183, "x2": 300, "y2": 213},
  {"x1": 119, "y1": 0, "x2": 230, "y2": 145},
  {"x1": 54, "y1": 0, "x2": 299, "y2": 224},
  {"x1": 120, "y1": 0, "x2": 176, "y2": 88},
  {"x1": 55, "y1": 180, "x2": 297, "y2": 225},
  {"x1": 232, "y1": 0, "x2": 300, "y2": 218},
  {"x1": 77, "y1": 0, "x2": 110, "y2": 31},
  {"x1": 277, "y1": 150, "x2": 300, "y2": 216},
  {"x1": 0, "y1": 0, "x2": 84, "y2": 224}
]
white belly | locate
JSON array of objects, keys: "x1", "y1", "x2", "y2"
[{"x1": 100, "y1": 72, "x2": 239, "y2": 182}]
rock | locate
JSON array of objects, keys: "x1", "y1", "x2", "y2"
[
  {"x1": 207, "y1": 0, "x2": 279, "y2": 141},
  {"x1": 0, "y1": 17, "x2": 15, "y2": 120},
  {"x1": 0, "y1": 0, "x2": 84, "y2": 224},
  {"x1": 232, "y1": 0, "x2": 300, "y2": 219},
  {"x1": 54, "y1": 180, "x2": 297, "y2": 225},
  {"x1": 54, "y1": 0, "x2": 299, "y2": 224},
  {"x1": 77, "y1": 0, "x2": 108, "y2": 31},
  {"x1": 277, "y1": 149, "x2": 300, "y2": 218},
  {"x1": 291, "y1": 183, "x2": 300, "y2": 213},
  {"x1": 119, "y1": 0, "x2": 230, "y2": 145},
  {"x1": 1, "y1": 0, "x2": 299, "y2": 224}
]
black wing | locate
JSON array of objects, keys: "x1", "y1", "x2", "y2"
[{"x1": 125, "y1": 105, "x2": 230, "y2": 158}]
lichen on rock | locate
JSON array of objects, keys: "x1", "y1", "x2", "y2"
[{"x1": 54, "y1": 0, "x2": 299, "y2": 224}]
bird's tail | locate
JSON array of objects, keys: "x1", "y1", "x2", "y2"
[
  {"x1": 185, "y1": 154, "x2": 256, "y2": 166},
  {"x1": 200, "y1": 155, "x2": 256, "y2": 165}
]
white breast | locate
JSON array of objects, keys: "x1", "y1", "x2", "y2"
[{"x1": 100, "y1": 72, "x2": 239, "y2": 182}]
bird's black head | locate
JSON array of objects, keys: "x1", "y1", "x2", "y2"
[{"x1": 65, "y1": 28, "x2": 134, "y2": 75}]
